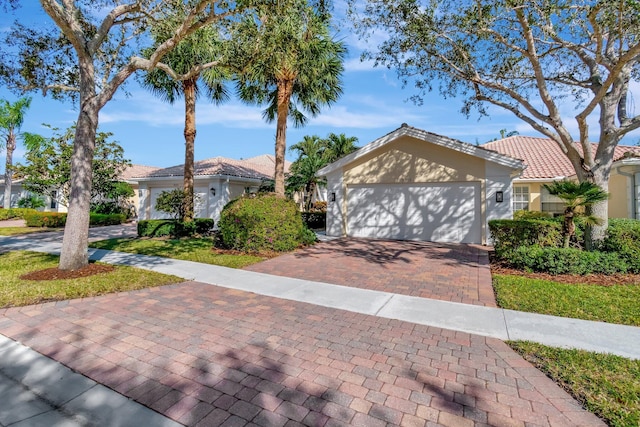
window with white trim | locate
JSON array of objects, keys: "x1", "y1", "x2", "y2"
[
  {"x1": 541, "y1": 186, "x2": 565, "y2": 214},
  {"x1": 513, "y1": 185, "x2": 529, "y2": 211}
]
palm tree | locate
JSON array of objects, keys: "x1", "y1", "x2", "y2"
[
  {"x1": 543, "y1": 180, "x2": 609, "y2": 248},
  {"x1": 142, "y1": 8, "x2": 229, "y2": 222},
  {"x1": 287, "y1": 135, "x2": 327, "y2": 210},
  {"x1": 0, "y1": 97, "x2": 31, "y2": 209},
  {"x1": 324, "y1": 132, "x2": 358, "y2": 162},
  {"x1": 234, "y1": 0, "x2": 345, "y2": 196}
]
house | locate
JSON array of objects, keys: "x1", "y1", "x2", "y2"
[
  {"x1": 131, "y1": 154, "x2": 289, "y2": 221},
  {"x1": 316, "y1": 124, "x2": 525, "y2": 244},
  {"x1": 0, "y1": 179, "x2": 66, "y2": 212},
  {"x1": 483, "y1": 136, "x2": 640, "y2": 219}
]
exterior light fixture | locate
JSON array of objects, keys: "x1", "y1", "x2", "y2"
[
  {"x1": 330, "y1": 192, "x2": 336, "y2": 202},
  {"x1": 496, "y1": 191, "x2": 503, "y2": 203},
  {"x1": 210, "y1": 188, "x2": 216, "y2": 197}
]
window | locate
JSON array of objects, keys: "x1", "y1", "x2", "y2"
[
  {"x1": 50, "y1": 191, "x2": 57, "y2": 209},
  {"x1": 541, "y1": 186, "x2": 565, "y2": 215},
  {"x1": 513, "y1": 185, "x2": 529, "y2": 211}
]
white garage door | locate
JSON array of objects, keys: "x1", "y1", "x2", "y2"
[
  {"x1": 149, "y1": 187, "x2": 208, "y2": 219},
  {"x1": 346, "y1": 182, "x2": 482, "y2": 243}
]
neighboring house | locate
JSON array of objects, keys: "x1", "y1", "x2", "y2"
[
  {"x1": 316, "y1": 124, "x2": 525, "y2": 244},
  {"x1": 121, "y1": 164, "x2": 161, "y2": 216},
  {"x1": 483, "y1": 136, "x2": 640, "y2": 219},
  {"x1": 131, "y1": 154, "x2": 289, "y2": 221},
  {"x1": 0, "y1": 178, "x2": 66, "y2": 212}
]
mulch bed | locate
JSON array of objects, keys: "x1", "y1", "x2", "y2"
[
  {"x1": 490, "y1": 262, "x2": 640, "y2": 286},
  {"x1": 20, "y1": 264, "x2": 115, "y2": 281}
]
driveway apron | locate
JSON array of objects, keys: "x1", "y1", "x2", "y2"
[
  {"x1": 0, "y1": 282, "x2": 603, "y2": 426},
  {"x1": 245, "y1": 238, "x2": 497, "y2": 307}
]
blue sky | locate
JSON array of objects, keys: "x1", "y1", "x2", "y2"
[{"x1": 1, "y1": 2, "x2": 638, "y2": 172}]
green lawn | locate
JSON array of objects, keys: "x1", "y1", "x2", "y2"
[
  {"x1": 510, "y1": 341, "x2": 640, "y2": 427},
  {"x1": 493, "y1": 274, "x2": 640, "y2": 326},
  {"x1": 0, "y1": 227, "x2": 61, "y2": 236},
  {"x1": 89, "y1": 237, "x2": 266, "y2": 268},
  {"x1": 0, "y1": 251, "x2": 183, "y2": 308}
]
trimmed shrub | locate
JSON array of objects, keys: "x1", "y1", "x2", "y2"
[
  {"x1": 17, "y1": 195, "x2": 45, "y2": 209},
  {"x1": 489, "y1": 219, "x2": 562, "y2": 254},
  {"x1": 0, "y1": 208, "x2": 38, "y2": 220},
  {"x1": 602, "y1": 219, "x2": 640, "y2": 273},
  {"x1": 513, "y1": 210, "x2": 552, "y2": 220},
  {"x1": 137, "y1": 218, "x2": 214, "y2": 238},
  {"x1": 24, "y1": 212, "x2": 67, "y2": 228},
  {"x1": 301, "y1": 212, "x2": 326, "y2": 230},
  {"x1": 218, "y1": 194, "x2": 314, "y2": 252},
  {"x1": 501, "y1": 246, "x2": 628, "y2": 275},
  {"x1": 89, "y1": 213, "x2": 126, "y2": 226}
]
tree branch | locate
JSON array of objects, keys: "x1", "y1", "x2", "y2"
[{"x1": 89, "y1": 3, "x2": 141, "y2": 54}]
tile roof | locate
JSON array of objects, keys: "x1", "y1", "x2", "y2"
[
  {"x1": 483, "y1": 136, "x2": 640, "y2": 179},
  {"x1": 121, "y1": 164, "x2": 161, "y2": 180},
  {"x1": 139, "y1": 154, "x2": 289, "y2": 180}
]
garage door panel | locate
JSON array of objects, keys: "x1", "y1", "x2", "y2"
[{"x1": 346, "y1": 183, "x2": 481, "y2": 243}]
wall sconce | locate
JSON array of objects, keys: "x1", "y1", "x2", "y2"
[
  {"x1": 210, "y1": 188, "x2": 216, "y2": 197},
  {"x1": 495, "y1": 191, "x2": 503, "y2": 203},
  {"x1": 138, "y1": 190, "x2": 142, "y2": 197},
  {"x1": 330, "y1": 192, "x2": 336, "y2": 202}
]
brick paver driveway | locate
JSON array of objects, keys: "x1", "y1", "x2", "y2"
[
  {"x1": 246, "y1": 238, "x2": 497, "y2": 307},
  {"x1": 1, "y1": 282, "x2": 603, "y2": 426}
]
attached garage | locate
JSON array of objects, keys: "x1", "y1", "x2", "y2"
[
  {"x1": 346, "y1": 182, "x2": 481, "y2": 243},
  {"x1": 317, "y1": 124, "x2": 525, "y2": 245}
]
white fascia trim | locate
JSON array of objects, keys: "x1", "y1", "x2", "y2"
[
  {"x1": 513, "y1": 177, "x2": 566, "y2": 183},
  {"x1": 317, "y1": 125, "x2": 524, "y2": 177}
]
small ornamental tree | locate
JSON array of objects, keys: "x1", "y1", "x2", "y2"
[
  {"x1": 154, "y1": 189, "x2": 191, "y2": 221},
  {"x1": 543, "y1": 180, "x2": 609, "y2": 248}
]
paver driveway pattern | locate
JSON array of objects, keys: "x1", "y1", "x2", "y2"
[
  {"x1": 245, "y1": 238, "x2": 497, "y2": 307},
  {"x1": 0, "y1": 282, "x2": 603, "y2": 426}
]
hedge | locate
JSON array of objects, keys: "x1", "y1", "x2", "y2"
[
  {"x1": 489, "y1": 219, "x2": 562, "y2": 254},
  {"x1": 137, "y1": 218, "x2": 214, "y2": 238},
  {"x1": 602, "y1": 219, "x2": 640, "y2": 273},
  {"x1": 23, "y1": 212, "x2": 126, "y2": 228},
  {"x1": 500, "y1": 246, "x2": 629, "y2": 275},
  {"x1": 0, "y1": 208, "x2": 38, "y2": 221}
]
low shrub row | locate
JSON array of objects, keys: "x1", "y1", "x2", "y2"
[
  {"x1": 23, "y1": 212, "x2": 127, "y2": 228},
  {"x1": 501, "y1": 246, "x2": 628, "y2": 275},
  {"x1": 491, "y1": 217, "x2": 640, "y2": 275},
  {"x1": 0, "y1": 208, "x2": 38, "y2": 221},
  {"x1": 137, "y1": 218, "x2": 214, "y2": 238}
]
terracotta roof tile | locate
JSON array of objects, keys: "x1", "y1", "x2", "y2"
[
  {"x1": 121, "y1": 164, "x2": 161, "y2": 180},
  {"x1": 483, "y1": 136, "x2": 640, "y2": 179},
  {"x1": 144, "y1": 154, "x2": 289, "y2": 180}
]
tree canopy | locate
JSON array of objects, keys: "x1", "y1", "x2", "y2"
[
  {"x1": 234, "y1": 0, "x2": 346, "y2": 196},
  {"x1": 0, "y1": 96, "x2": 31, "y2": 209},
  {"x1": 16, "y1": 125, "x2": 131, "y2": 207},
  {"x1": 349, "y1": 0, "x2": 640, "y2": 240},
  {"x1": 0, "y1": 1, "x2": 252, "y2": 269}
]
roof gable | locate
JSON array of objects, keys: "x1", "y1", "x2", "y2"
[
  {"x1": 317, "y1": 124, "x2": 524, "y2": 176},
  {"x1": 483, "y1": 136, "x2": 640, "y2": 180}
]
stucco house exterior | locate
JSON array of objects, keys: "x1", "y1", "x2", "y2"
[
  {"x1": 316, "y1": 124, "x2": 525, "y2": 245},
  {"x1": 0, "y1": 179, "x2": 66, "y2": 212},
  {"x1": 483, "y1": 136, "x2": 640, "y2": 219},
  {"x1": 131, "y1": 154, "x2": 288, "y2": 221}
]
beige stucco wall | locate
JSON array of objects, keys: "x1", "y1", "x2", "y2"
[
  {"x1": 343, "y1": 136, "x2": 486, "y2": 184},
  {"x1": 516, "y1": 172, "x2": 632, "y2": 219},
  {"x1": 609, "y1": 172, "x2": 629, "y2": 218}
]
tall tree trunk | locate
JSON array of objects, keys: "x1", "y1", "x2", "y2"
[
  {"x1": 59, "y1": 58, "x2": 98, "y2": 271},
  {"x1": 183, "y1": 77, "x2": 197, "y2": 222},
  {"x1": 585, "y1": 174, "x2": 610, "y2": 250},
  {"x1": 274, "y1": 79, "x2": 294, "y2": 197},
  {"x1": 3, "y1": 131, "x2": 15, "y2": 209}
]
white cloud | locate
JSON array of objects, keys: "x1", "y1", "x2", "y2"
[{"x1": 344, "y1": 57, "x2": 378, "y2": 72}]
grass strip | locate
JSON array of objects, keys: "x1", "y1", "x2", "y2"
[
  {"x1": 0, "y1": 251, "x2": 183, "y2": 308},
  {"x1": 509, "y1": 341, "x2": 640, "y2": 427},
  {"x1": 89, "y1": 237, "x2": 266, "y2": 269},
  {"x1": 493, "y1": 274, "x2": 640, "y2": 326}
]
